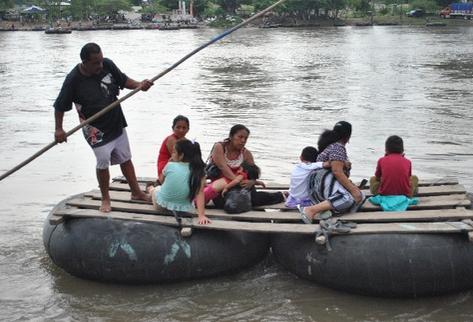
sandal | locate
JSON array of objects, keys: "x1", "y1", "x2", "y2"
[{"x1": 297, "y1": 205, "x2": 312, "y2": 224}]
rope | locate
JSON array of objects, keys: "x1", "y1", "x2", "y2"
[{"x1": 0, "y1": 0, "x2": 288, "y2": 182}]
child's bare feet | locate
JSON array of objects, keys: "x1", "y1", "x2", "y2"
[{"x1": 100, "y1": 199, "x2": 112, "y2": 213}]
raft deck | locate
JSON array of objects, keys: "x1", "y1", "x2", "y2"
[{"x1": 50, "y1": 176, "x2": 473, "y2": 238}]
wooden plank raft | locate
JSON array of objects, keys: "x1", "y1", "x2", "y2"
[
  {"x1": 69, "y1": 194, "x2": 473, "y2": 223},
  {"x1": 85, "y1": 188, "x2": 471, "y2": 213},
  {"x1": 50, "y1": 175, "x2": 472, "y2": 237},
  {"x1": 109, "y1": 181, "x2": 466, "y2": 198},
  {"x1": 51, "y1": 207, "x2": 473, "y2": 235},
  {"x1": 254, "y1": 194, "x2": 471, "y2": 211},
  {"x1": 112, "y1": 176, "x2": 460, "y2": 188}
]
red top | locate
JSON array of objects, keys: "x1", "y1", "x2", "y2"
[
  {"x1": 157, "y1": 134, "x2": 177, "y2": 177},
  {"x1": 375, "y1": 153, "x2": 412, "y2": 196}
]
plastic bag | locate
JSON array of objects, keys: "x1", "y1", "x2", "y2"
[{"x1": 224, "y1": 188, "x2": 252, "y2": 214}]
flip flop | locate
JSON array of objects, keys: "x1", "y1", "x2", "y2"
[{"x1": 297, "y1": 205, "x2": 312, "y2": 224}]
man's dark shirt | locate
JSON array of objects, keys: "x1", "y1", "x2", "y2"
[{"x1": 54, "y1": 58, "x2": 128, "y2": 147}]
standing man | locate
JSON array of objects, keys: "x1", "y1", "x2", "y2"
[{"x1": 54, "y1": 42, "x2": 153, "y2": 212}]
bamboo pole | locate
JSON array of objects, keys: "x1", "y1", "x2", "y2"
[{"x1": 0, "y1": 0, "x2": 287, "y2": 182}]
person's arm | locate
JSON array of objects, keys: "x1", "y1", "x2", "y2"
[
  {"x1": 212, "y1": 143, "x2": 237, "y2": 180},
  {"x1": 322, "y1": 161, "x2": 331, "y2": 169},
  {"x1": 331, "y1": 160, "x2": 362, "y2": 203},
  {"x1": 166, "y1": 135, "x2": 177, "y2": 155},
  {"x1": 195, "y1": 178, "x2": 211, "y2": 225},
  {"x1": 240, "y1": 149, "x2": 256, "y2": 188},
  {"x1": 124, "y1": 78, "x2": 153, "y2": 91},
  {"x1": 255, "y1": 180, "x2": 266, "y2": 188},
  {"x1": 375, "y1": 159, "x2": 382, "y2": 179},
  {"x1": 222, "y1": 175, "x2": 244, "y2": 195},
  {"x1": 159, "y1": 164, "x2": 167, "y2": 184},
  {"x1": 54, "y1": 110, "x2": 67, "y2": 143}
]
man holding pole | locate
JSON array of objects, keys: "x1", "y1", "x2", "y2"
[{"x1": 54, "y1": 42, "x2": 153, "y2": 212}]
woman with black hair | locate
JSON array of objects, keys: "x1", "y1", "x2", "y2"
[
  {"x1": 208, "y1": 124, "x2": 285, "y2": 208},
  {"x1": 298, "y1": 121, "x2": 364, "y2": 223}
]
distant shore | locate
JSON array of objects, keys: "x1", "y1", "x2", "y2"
[{"x1": 1, "y1": 16, "x2": 472, "y2": 32}]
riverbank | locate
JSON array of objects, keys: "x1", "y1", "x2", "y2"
[{"x1": 1, "y1": 15, "x2": 472, "y2": 31}]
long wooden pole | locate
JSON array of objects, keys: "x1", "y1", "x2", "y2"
[{"x1": 0, "y1": 0, "x2": 287, "y2": 182}]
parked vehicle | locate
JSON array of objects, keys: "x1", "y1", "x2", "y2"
[
  {"x1": 440, "y1": 2, "x2": 473, "y2": 18},
  {"x1": 407, "y1": 9, "x2": 425, "y2": 17}
]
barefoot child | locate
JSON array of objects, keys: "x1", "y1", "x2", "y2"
[
  {"x1": 157, "y1": 115, "x2": 190, "y2": 180},
  {"x1": 149, "y1": 139, "x2": 210, "y2": 225},
  {"x1": 369, "y1": 135, "x2": 419, "y2": 211}
]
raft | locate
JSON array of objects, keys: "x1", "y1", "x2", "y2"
[
  {"x1": 44, "y1": 176, "x2": 473, "y2": 297},
  {"x1": 44, "y1": 192, "x2": 270, "y2": 284}
]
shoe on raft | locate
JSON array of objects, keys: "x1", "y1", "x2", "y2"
[{"x1": 297, "y1": 205, "x2": 312, "y2": 224}]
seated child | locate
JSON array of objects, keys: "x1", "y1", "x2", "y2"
[
  {"x1": 370, "y1": 135, "x2": 418, "y2": 197},
  {"x1": 286, "y1": 146, "x2": 349, "y2": 209},
  {"x1": 286, "y1": 147, "x2": 324, "y2": 208},
  {"x1": 204, "y1": 161, "x2": 264, "y2": 205},
  {"x1": 148, "y1": 139, "x2": 211, "y2": 225}
]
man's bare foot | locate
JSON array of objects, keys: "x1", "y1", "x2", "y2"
[
  {"x1": 132, "y1": 191, "x2": 152, "y2": 202},
  {"x1": 100, "y1": 199, "x2": 112, "y2": 213}
]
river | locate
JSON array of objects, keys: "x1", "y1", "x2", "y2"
[{"x1": 0, "y1": 25, "x2": 473, "y2": 321}]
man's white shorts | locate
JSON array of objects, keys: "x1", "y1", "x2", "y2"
[{"x1": 92, "y1": 129, "x2": 131, "y2": 169}]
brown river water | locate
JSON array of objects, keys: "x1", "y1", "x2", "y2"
[{"x1": 0, "y1": 26, "x2": 473, "y2": 321}]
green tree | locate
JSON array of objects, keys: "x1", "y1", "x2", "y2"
[
  {"x1": 409, "y1": 0, "x2": 438, "y2": 11},
  {"x1": 0, "y1": 0, "x2": 15, "y2": 10},
  {"x1": 70, "y1": 0, "x2": 96, "y2": 19},
  {"x1": 95, "y1": 0, "x2": 132, "y2": 16}
]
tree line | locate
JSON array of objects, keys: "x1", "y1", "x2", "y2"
[{"x1": 0, "y1": 0, "x2": 452, "y2": 21}]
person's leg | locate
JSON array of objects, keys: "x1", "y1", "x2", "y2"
[
  {"x1": 410, "y1": 175, "x2": 419, "y2": 197},
  {"x1": 92, "y1": 141, "x2": 115, "y2": 212},
  {"x1": 97, "y1": 168, "x2": 111, "y2": 212},
  {"x1": 300, "y1": 200, "x2": 333, "y2": 220},
  {"x1": 111, "y1": 129, "x2": 150, "y2": 202},
  {"x1": 250, "y1": 189, "x2": 284, "y2": 207},
  {"x1": 370, "y1": 176, "x2": 380, "y2": 195},
  {"x1": 120, "y1": 160, "x2": 150, "y2": 201},
  {"x1": 211, "y1": 178, "x2": 227, "y2": 192},
  {"x1": 203, "y1": 184, "x2": 220, "y2": 204}
]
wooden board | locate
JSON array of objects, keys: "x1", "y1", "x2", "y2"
[
  {"x1": 70, "y1": 194, "x2": 473, "y2": 224},
  {"x1": 52, "y1": 207, "x2": 473, "y2": 235},
  {"x1": 254, "y1": 194, "x2": 471, "y2": 211},
  {"x1": 109, "y1": 181, "x2": 466, "y2": 199},
  {"x1": 112, "y1": 176, "x2": 460, "y2": 189}
]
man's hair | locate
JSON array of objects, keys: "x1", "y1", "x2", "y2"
[
  {"x1": 301, "y1": 146, "x2": 318, "y2": 162},
  {"x1": 80, "y1": 43, "x2": 101, "y2": 61},
  {"x1": 385, "y1": 135, "x2": 404, "y2": 154}
]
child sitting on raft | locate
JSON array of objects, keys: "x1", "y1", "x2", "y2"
[
  {"x1": 369, "y1": 135, "x2": 419, "y2": 211},
  {"x1": 148, "y1": 139, "x2": 211, "y2": 225},
  {"x1": 157, "y1": 115, "x2": 190, "y2": 181},
  {"x1": 204, "y1": 161, "x2": 264, "y2": 204},
  {"x1": 286, "y1": 146, "x2": 350, "y2": 208}
]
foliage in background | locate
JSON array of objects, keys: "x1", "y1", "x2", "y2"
[{"x1": 0, "y1": 0, "x2": 455, "y2": 21}]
